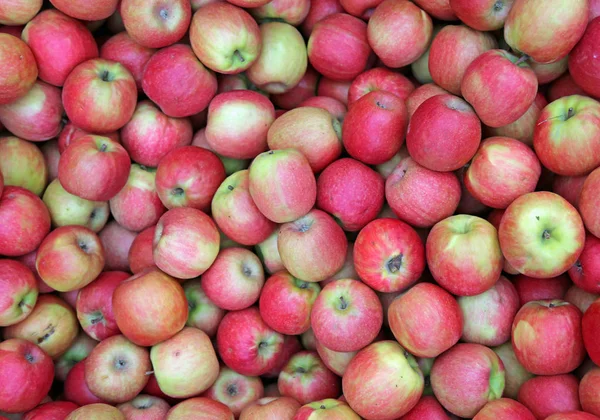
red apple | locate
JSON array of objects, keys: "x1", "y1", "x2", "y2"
[
  {"x1": 240, "y1": 396, "x2": 301, "y2": 420},
  {"x1": 449, "y1": 0, "x2": 514, "y2": 31},
  {"x1": 182, "y1": 279, "x2": 225, "y2": 337},
  {"x1": 548, "y1": 73, "x2": 589, "y2": 102},
  {"x1": 65, "y1": 404, "x2": 125, "y2": 420},
  {"x1": 0, "y1": 136, "x2": 47, "y2": 197},
  {"x1": 486, "y1": 92, "x2": 547, "y2": 146},
  {"x1": 348, "y1": 68, "x2": 414, "y2": 106},
  {"x1": 64, "y1": 360, "x2": 104, "y2": 406},
  {"x1": 412, "y1": 0, "x2": 456, "y2": 20},
  {"x1": 24, "y1": 401, "x2": 79, "y2": 420},
  {"x1": 314, "y1": 339, "x2": 356, "y2": 377},
  {"x1": 405, "y1": 83, "x2": 448, "y2": 119},
  {"x1": 299, "y1": 96, "x2": 346, "y2": 123},
  {"x1": 583, "y1": 299, "x2": 600, "y2": 365},
  {"x1": 565, "y1": 285, "x2": 599, "y2": 313},
  {"x1": 166, "y1": 398, "x2": 234, "y2": 420},
  {"x1": 49, "y1": 0, "x2": 118, "y2": 20},
  {"x1": 580, "y1": 168, "x2": 600, "y2": 238},
  {"x1": 301, "y1": 0, "x2": 344, "y2": 37},
  {"x1": 568, "y1": 233, "x2": 600, "y2": 294},
  {"x1": 58, "y1": 122, "x2": 120, "y2": 154},
  {"x1": 553, "y1": 175, "x2": 587, "y2": 210},
  {"x1": 0, "y1": 0, "x2": 42, "y2": 25},
  {"x1": 492, "y1": 342, "x2": 534, "y2": 399},
  {"x1": 271, "y1": 67, "x2": 318, "y2": 111},
  {"x1": 513, "y1": 274, "x2": 571, "y2": 306},
  {"x1": 569, "y1": 17, "x2": 600, "y2": 99},
  {"x1": 54, "y1": 331, "x2": 97, "y2": 382},
  {"x1": 128, "y1": 226, "x2": 156, "y2": 274},
  {"x1": 474, "y1": 398, "x2": 535, "y2": 420},
  {"x1": 264, "y1": 334, "x2": 303, "y2": 379},
  {"x1": 518, "y1": 374, "x2": 582, "y2": 419},
  {"x1": 0, "y1": 259, "x2": 38, "y2": 327},
  {"x1": 39, "y1": 140, "x2": 60, "y2": 183},
  {"x1": 202, "y1": 366, "x2": 263, "y2": 416},
  {"x1": 580, "y1": 368, "x2": 600, "y2": 417},
  {"x1": 117, "y1": 395, "x2": 170, "y2": 420},
  {"x1": 98, "y1": 220, "x2": 136, "y2": 272}
]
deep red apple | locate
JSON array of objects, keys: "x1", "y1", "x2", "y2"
[
  {"x1": 128, "y1": 226, "x2": 156, "y2": 274},
  {"x1": 64, "y1": 359, "x2": 104, "y2": 406},
  {"x1": 569, "y1": 234, "x2": 600, "y2": 294},
  {"x1": 518, "y1": 374, "x2": 582, "y2": 419},
  {"x1": 513, "y1": 274, "x2": 571, "y2": 306},
  {"x1": 569, "y1": 17, "x2": 600, "y2": 99},
  {"x1": 580, "y1": 368, "x2": 600, "y2": 417},
  {"x1": 23, "y1": 401, "x2": 79, "y2": 420},
  {"x1": 0, "y1": 259, "x2": 38, "y2": 327},
  {"x1": 580, "y1": 168, "x2": 600, "y2": 238},
  {"x1": 583, "y1": 299, "x2": 600, "y2": 365}
]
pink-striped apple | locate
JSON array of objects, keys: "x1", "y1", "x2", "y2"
[
  {"x1": 348, "y1": 67, "x2": 415, "y2": 105},
  {"x1": 24, "y1": 401, "x2": 79, "y2": 420},
  {"x1": 251, "y1": 0, "x2": 311, "y2": 25},
  {"x1": 0, "y1": 259, "x2": 38, "y2": 327},
  {"x1": 580, "y1": 168, "x2": 600, "y2": 238},
  {"x1": 0, "y1": 34, "x2": 37, "y2": 105},
  {"x1": 513, "y1": 273, "x2": 570, "y2": 306},
  {"x1": 98, "y1": 220, "x2": 136, "y2": 272},
  {"x1": 449, "y1": 0, "x2": 514, "y2": 31},
  {"x1": 63, "y1": 359, "x2": 105, "y2": 406},
  {"x1": 474, "y1": 398, "x2": 535, "y2": 420},
  {"x1": 486, "y1": 92, "x2": 547, "y2": 146},
  {"x1": 301, "y1": 0, "x2": 344, "y2": 37},
  {"x1": 583, "y1": 299, "x2": 600, "y2": 365},
  {"x1": 183, "y1": 279, "x2": 225, "y2": 337},
  {"x1": 271, "y1": 67, "x2": 319, "y2": 110},
  {"x1": 49, "y1": 0, "x2": 118, "y2": 20},
  {"x1": 565, "y1": 285, "x2": 599, "y2": 313},
  {"x1": 569, "y1": 17, "x2": 600, "y2": 99},
  {"x1": 128, "y1": 226, "x2": 155, "y2": 274},
  {"x1": 314, "y1": 339, "x2": 356, "y2": 377},
  {"x1": 202, "y1": 366, "x2": 263, "y2": 416},
  {"x1": 569, "y1": 234, "x2": 600, "y2": 294},
  {"x1": 166, "y1": 398, "x2": 234, "y2": 420},
  {"x1": 0, "y1": 0, "x2": 42, "y2": 25},
  {"x1": 580, "y1": 368, "x2": 600, "y2": 416},
  {"x1": 553, "y1": 175, "x2": 587, "y2": 209}
]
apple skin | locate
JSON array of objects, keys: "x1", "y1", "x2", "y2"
[
  {"x1": 343, "y1": 340, "x2": 424, "y2": 419},
  {"x1": 569, "y1": 17, "x2": 600, "y2": 99},
  {"x1": 182, "y1": 279, "x2": 225, "y2": 337},
  {"x1": 0, "y1": 186, "x2": 51, "y2": 257},
  {"x1": 548, "y1": 73, "x2": 589, "y2": 103},
  {"x1": 518, "y1": 374, "x2": 581, "y2": 419},
  {"x1": 553, "y1": 175, "x2": 587, "y2": 210},
  {"x1": 64, "y1": 359, "x2": 105, "y2": 405},
  {"x1": 76, "y1": 271, "x2": 129, "y2": 341},
  {"x1": 315, "y1": 338, "x2": 357, "y2": 377},
  {"x1": 473, "y1": 398, "x2": 535, "y2": 420},
  {"x1": 504, "y1": 0, "x2": 588, "y2": 64},
  {"x1": 98, "y1": 220, "x2": 136, "y2": 272},
  {"x1": 513, "y1": 274, "x2": 571, "y2": 306},
  {"x1": 405, "y1": 83, "x2": 448, "y2": 118},
  {"x1": 492, "y1": 342, "x2": 534, "y2": 400},
  {"x1": 427, "y1": 215, "x2": 503, "y2": 296},
  {"x1": 120, "y1": 100, "x2": 193, "y2": 167},
  {"x1": 58, "y1": 122, "x2": 121, "y2": 155},
  {"x1": 486, "y1": 92, "x2": 547, "y2": 146},
  {"x1": 580, "y1": 368, "x2": 600, "y2": 417},
  {"x1": 23, "y1": 401, "x2": 79, "y2": 420},
  {"x1": 3, "y1": 294, "x2": 78, "y2": 359},
  {"x1": 0, "y1": 260, "x2": 38, "y2": 327},
  {"x1": 239, "y1": 396, "x2": 301, "y2": 420},
  {"x1": 465, "y1": 136, "x2": 542, "y2": 209},
  {"x1": 449, "y1": 0, "x2": 514, "y2": 31},
  {"x1": 295, "y1": 399, "x2": 361, "y2": 420},
  {"x1": 401, "y1": 396, "x2": 452, "y2": 419},
  {"x1": 407, "y1": 93, "x2": 481, "y2": 171},
  {"x1": 54, "y1": 331, "x2": 98, "y2": 382},
  {"x1": 128, "y1": 226, "x2": 156, "y2": 274},
  {"x1": 113, "y1": 267, "x2": 188, "y2": 347},
  {"x1": 202, "y1": 366, "x2": 264, "y2": 416},
  {"x1": 142, "y1": 44, "x2": 217, "y2": 118},
  {"x1": 65, "y1": 403, "x2": 125, "y2": 420},
  {"x1": 49, "y1": 0, "x2": 118, "y2": 20},
  {"x1": 0, "y1": 80, "x2": 63, "y2": 142},
  {"x1": 0, "y1": 339, "x2": 54, "y2": 414},
  {"x1": 412, "y1": 0, "x2": 456, "y2": 20},
  {"x1": 17, "y1": 249, "x2": 54, "y2": 295},
  {"x1": 545, "y1": 412, "x2": 600, "y2": 420},
  {"x1": 343, "y1": 90, "x2": 408, "y2": 165},
  {"x1": 301, "y1": 0, "x2": 344, "y2": 37},
  {"x1": 307, "y1": 13, "x2": 371, "y2": 82},
  {"x1": 0, "y1": 0, "x2": 42, "y2": 25},
  {"x1": 428, "y1": 25, "x2": 497, "y2": 95},
  {"x1": 367, "y1": 0, "x2": 432, "y2": 68},
  {"x1": 512, "y1": 300, "x2": 585, "y2": 375},
  {"x1": 583, "y1": 299, "x2": 600, "y2": 365},
  {"x1": 193, "y1": 128, "x2": 251, "y2": 176},
  {"x1": 205, "y1": 90, "x2": 275, "y2": 160},
  {"x1": 271, "y1": 67, "x2": 318, "y2": 111},
  {"x1": 569, "y1": 234, "x2": 600, "y2": 294},
  {"x1": 39, "y1": 140, "x2": 60, "y2": 183},
  {"x1": 317, "y1": 77, "x2": 351, "y2": 105},
  {"x1": 166, "y1": 398, "x2": 234, "y2": 420},
  {"x1": 592, "y1": 0, "x2": 600, "y2": 20},
  {"x1": 311, "y1": 279, "x2": 382, "y2": 352},
  {"x1": 190, "y1": 3, "x2": 261, "y2": 74},
  {"x1": 263, "y1": 334, "x2": 303, "y2": 379},
  {"x1": 0, "y1": 136, "x2": 48, "y2": 196},
  {"x1": 580, "y1": 168, "x2": 600, "y2": 238},
  {"x1": 116, "y1": 395, "x2": 170, "y2": 420},
  {"x1": 499, "y1": 191, "x2": 585, "y2": 278},
  {"x1": 348, "y1": 68, "x2": 414, "y2": 106},
  {"x1": 565, "y1": 285, "x2": 599, "y2": 313}
]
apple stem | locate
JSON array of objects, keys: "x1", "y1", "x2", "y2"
[
  {"x1": 387, "y1": 254, "x2": 403, "y2": 273},
  {"x1": 542, "y1": 230, "x2": 551, "y2": 240},
  {"x1": 145, "y1": 370, "x2": 154, "y2": 375},
  {"x1": 515, "y1": 54, "x2": 530, "y2": 65},
  {"x1": 338, "y1": 296, "x2": 348, "y2": 310},
  {"x1": 233, "y1": 50, "x2": 245, "y2": 63}
]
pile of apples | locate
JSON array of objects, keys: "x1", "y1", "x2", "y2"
[{"x1": 2, "y1": 0, "x2": 600, "y2": 418}]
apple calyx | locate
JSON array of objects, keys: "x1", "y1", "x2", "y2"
[
  {"x1": 99, "y1": 143, "x2": 108, "y2": 152},
  {"x1": 114, "y1": 357, "x2": 128, "y2": 370},
  {"x1": 172, "y1": 187, "x2": 185, "y2": 197},
  {"x1": 89, "y1": 311, "x2": 105, "y2": 325},
  {"x1": 493, "y1": 1, "x2": 504, "y2": 12},
  {"x1": 226, "y1": 384, "x2": 238, "y2": 396},
  {"x1": 99, "y1": 70, "x2": 113, "y2": 82},
  {"x1": 542, "y1": 229, "x2": 552, "y2": 240},
  {"x1": 375, "y1": 101, "x2": 387, "y2": 110},
  {"x1": 565, "y1": 107, "x2": 576, "y2": 120},
  {"x1": 387, "y1": 254, "x2": 403, "y2": 273}
]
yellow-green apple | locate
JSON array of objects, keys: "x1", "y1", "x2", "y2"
[
  {"x1": 405, "y1": 83, "x2": 448, "y2": 119},
  {"x1": 348, "y1": 68, "x2": 415, "y2": 106},
  {"x1": 43, "y1": 179, "x2": 109, "y2": 233},
  {"x1": 142, "y1": 44, "x2": 217, "y2": 118},
  {"x1": 458, "y1": 276, "x2": 520, "y2": 346},
  {"x1": 268, "y1": 107, "x2": 342, "y2": 173},
  {"x1": 66, "y1": 403, "x2": 125, "y2": 420},
  {"x1": 0, "y1": 0, "x2": 42, "y2": 25},
  {"x1": 216, "y1": 307, "x2": 285, "y2": 376},
  {"x1": 461, "y1": 49, "x2": 538, "y2": 128},
  {"x1": 239, "y1": 396, "x2": 300, "y2": 420},
  {"x1": 299, "y1": 96, "x2": 346, "y2": 123},
  {"x1": 385, "y1": 156, "x2": 461, "y2": 227},
  {"x1": 54, "y1": 331, "x2": 97, "y2": 381},
  {"x1": 492, "y1": 342, "x2": 534, "y2": 399},
  {"x1": 84, "y1": 335, "x2": 151, "y2": 404},
  {"x1": 205, "y1": 90, "x2": 275, "y2": 160},
  {"x1": 58, "y1": 122, "x2": 121, "y2": 154},
  {"x1": 504, "y1": 0, "x2": 588, "y2": 64},
  {"x1": 449, "y1": 0, "x2": 514, "y2": 31},
  {"x1": 271, "y1": 67, "x2": 318, "y2": 110},
  {"x1": 534, "y1": 95, "x2": 600, "y2": 176},
  {"x1": 580, "y1": 368, "x2": 600, "y2": 416},
  {"x1": 166, "y1": 398, "x2": 234, "y2": 420},
  {"x1": 0, "y1": 136, "x2": 48, "y2": 196},
  {"x1": 201, "y1": 366, "x2": 263, "y2": 416},
  {"x1": 117, "y1": 395, "x2": 170, "y2": 420},
  {"x1": 428, "y1": 25, "x2": 497, "y2": 95},
  {"x1": 431, "y1": 343, "x2": 505, "y2": 417},
  {"x1": 316, "y1": 158, "x2": 383, "y2": 231},
  {"x1": 0, "y1": 81, "x2": 63, "y2": 141},
  {"x1": 0, "y1": 339, "x2": 54, "y2": 413},
  {"x1": 190, "y1": 3, "x2": 261, "y2": 74},
  {"x1": 120, "y1": 0, "x2": 191, "y2": 48},
  {"x1": 277, "y1": 351, "x2": 340, "y2": 405},
  {"x1": 343, "y1": 340, "x2": 424, "y2": 418},
  {"x1": 474, "y1": 398, "x2": 536, "y2": 420},
  {"x1": 58, "y1": 135, "x2": 131, "y2": 201},
  {"x1": 498, "y1": 191, "x2": 585, "y2": 278},
  {"x1": 128, "y1": 226, "x2": 155, "y2": 274},
  {"x1": 407, "y1": 93, "x2": 481, "y2": 171},
  {"x1": 183, "y1": 279, "x2": 225, "y2": 337},
  {"x1": 64, "y1": 360, "x2": 105, "y2": 405},
  {"x1": 307, "y1": 13, "x2": 371, "y2": 82},
  {"x1": 278, "y1": 210, "x2": 346, "y2": 282},
  {"x1": 353, "y1": 218, "x2": 425, "y2": 292},
  {"x1": 314, "y1": 339, "x2": 356, "y2": 377},
  {"x1": 24, "y1": 401, "x2": 79, "y2": 419},
  {"x1": 486, "y1": 92, "x2": 547, "y2": 146},
  {"x1": 76, "y1": 271, "x2": 129, "y2": 341},
  {"x1": 0, "y1": 259, "x2": 37, "y2": 327},
  {"x1": 427, "y1": 215, "x2": 503, "y2": 296},
  {"x1": 367, "y1": 0, "x2": 432, "y2": 68},
  {"x1": 251, "y1": 0, "x2": 311, "y2": 25},
  {"x1": 512, "y1": 300, "x2": 585, "y2": 375},
  {"x1": 247, "y1": 22, "x2": 307, "y2": 94},
  {"x1": 569, "y1": 17, "x2": 600, "y2": 98},
  {"x1": 212, "y1": 170, "x2": 277, "y2": 246},
  {"x1": 343, "y1": 90, "x2": 408, "y2": 165},
  {"x1": 580, "y1": 168, "x2": 600, "y2": 238},
  {"x1": 565, "y1": 285, "x2": 599, "y2": 313},
  {"x1": 49, "y1": 0, "x2": 118, "y2": 20},
  {"x1": 553, "y1": 175, "x2": 587, "y2": 209},
  {"x1": 465, "y1": 136, "x2": 542, "y2": 209},
  {"x1": 301, "y1": 0, "x2": 344, "y2": 37},
  {"x1": 569, "y1": 234, "x2": 600, "y2": 294},
  {"x1": 35, "y1": 225, "x2": 105, "y2": 292},
  {"x1": 389, "y1": 282, "x2": 463, "y2": 358},
  {"x1": 153, "y1": 208, "x2": 220, "y2": 279},
  {"x1": 517, "y1": 374, "x2": 581, "y2": 419},
  {"x1": 3, "y1": 294, "x2": 78, "y2": 358},
  {"x1": 311, "y1": 279, "x2": 382, "y2": 352},
  {"x1": 317, "y1": 77, "x2": 351, "y2": 105},
  {"x1": 151, "y1": 327, "x2": 219, "y2": 398},
  {"x1": 248, "y1": 149, "x2": 316, "y2": 223},
  {"x1": 0, "y1": 34, "x2": 37, "y2": 105},
  {"x1": 583, "y1": 299, "x2": 600, "y2": 365},
  {"x1": 255, "y1": 229, "x2": 285, "y2": 274},
  {"x1": 22, "y1": 10, "x2": 98, "y2": 87},
  {"x1": 259, "y1": 271, "x2": 320, "y2": 335},
  {"x1": 99, "y1": 220, "x2": 136, "y2": 272},
  {"x1": 120, "y1": 100, "x2": 193, "y2": 167}
]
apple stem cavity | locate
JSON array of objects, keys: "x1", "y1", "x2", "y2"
[
  {"x1": 542, "y1": 229, "x2": 551, "y2": 240},
  {"x1": 387, "y1": 254, "x2": 403, "y2": 273},
  {"x1": 233, "y1": 50, "x2": 245, "y2": 63},
  {"x1": 24, "y1": 353, "x2": 35, "y2": 363},
  {"x1": 320, "y1": 405, "x2": 327, "y2": 409},
  {"x1": 172, "y1": 187, "x2": 185, "y2": 196},
  {"x1": 90, "y1": 313, "x2": 104, "y2": 325},
  {"x1": 78, "y1": 241, "x2": 89, "y2": 252},
  {"x1": 99, "y1": 143, "x2": 108, "y2": 152},
  {"x1": 566, "y1": 107, "x2": 576, "y2": 120},
  {"x1": 296, "y1": 366, "x2": 307, "y2": 374},
  {"x1": 227, "y1": 384, "x2": 238, "y2": 396},
  {"x1": 115, "y1": 358, "x2": 127, "y2": 370},
  {"x1": 159, "y1": 8, "x2": 169, "y2": 20},
  {"x1": 338, "y1": 296, "x2": 349, "y2": 310},
  {"x1": 99, "y1": 70, "x2": 112, "y2": 82},
  {"x1": 227, "y1": 185, "x2": 234, "y2": 191}
]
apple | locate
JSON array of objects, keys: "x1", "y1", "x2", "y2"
[
  {"x1": 166, "y1": 398, "x2": 234, "y2": 420},
  {"x1": 307, "y1": 13, "x2": 371, "y2": 82},
  {"x1": 0, "y1": 136, "x2": 47, "y2": 196},
  {"x1": 3, "y1": 294, "x2": 78, "y2": 358},
  {"x1": 202, "y1": 366, "x2": 263, "y2": 416},
  {"x1": 66, "y1": 403, "x2": 125, "y2": 420},
  {"x1": 317, "y1": 77, "x2": 351, "y2": 105},
  {"x1": 518, "y1": 374, "x2": 581, "y2": 419},
  {"x1": 343, "y1": 90, "x2": 408, "y2": 165},
  {"x1": 473, "y1": 398, "x2": 536, "y2": 420},
  {"x1": 192, "y1": 128, "x2": 251, "y2": 176},
  {"x1": 0, "y1": 339, "x2": 54, "y2": 413},
  {"x1": 548, "y1": 73, "x2": 589, "y2": 103},
  {"x1": 322, "y1": 242, "x2": 358, "y2": 286},
  {"x1": 49, "y1": 0, "x2": 118, "y2": 20},
  {"x1": 565, "y1": 285, "x2": 599, "y2": 313},
  {"x1": 205, "y1": 90, "x2": 275, "y2": 159},
  {"x1": 553, "y1": 175, "x2": 588, "y2": 210},
  {"x1": 449, "y1": 0, "x2": 514, "y2": 31},
  {"x1": 216, "y1": 307, "x2": 285, "y2": 376},
  {"x1": 142, "y1": 44, "x2": 217, "y2": 118},
  {"x1": 583, "y1": 299, "x2": 600, "y2": 365},
  {"x1": 255, "y1": 229, "x2": 286, "y2": 275},
  {"x1": 513, "y1": 274, "x2": 571, "y2": 306},
  {"x1": 580, "y1": 168, "x2": 600, "y2": 237},
  {"x1": 301, "y1": 0, "x2": 344, "y2": 37},
  {"x1": 24, "y1": 401, "x2": 79, "y2": 420},
  {"x1": 580, "y1": 368, "x2": 600, "y2": 417},
  {"x1": 116, "y1": 395, "x2": 170, "y2": 420},
  {"x1": 428, "y1": 25, "x2": 497, "y2": 95},
  {"x1": 271, "y1": 67, "x2": 319, "y2": 110},
  {"x1": 54, "y1": 332, "x2": 97, "y2": 381},
  {"x1": 569, "y1": 17, "x2": 600, "y2": 99},
  {"x1": 530, "y1": 56, "x2": 569, "y2": 85},
  {"x1": 499, "y1": 191, "x2": 585, "y2": 278},
  {"x1": 98, "y1": 220, "x2": 136, "y2": 272},
  {"x1": 568, "y1": 233, "x2": 600, "y2": 294},
  {"x1": 0, "y1": 0, "x2": 42, "y2": 25},
  {"x1": 405, "y1": 84, "x2": 447, "y2": 120},
  {"x1": 314, "y1": 339, "x2": 356, "y2": 377},
  {"x1": 57, "y1": 122, "x2": 121, "y2": 154},
  {"x1": 181, "y1": 279, "x2": 224, "y2": 337},
  {"x1": 412, "y1": 0, "x2": 455, "y2": 20},
  {"x1": 39, "y1": 140, "x2": 60, "y2": 183},
  {"x1": 492, "y1": 342, "x2": 534, "y2": 400},
  {"x1": 465, "y1": 136, "x2": 542, "y2": 209},
  {"x1": 344, "y1": 340, "x2": 424, "y2": 419},
  {"x1": 0, "y1": 259, "x2": 38, "y2": 327},
  {"x1": 239, "y1": 396, "x2": 301, "y2": 420},
  {"x1": 504, "y1": 0, "x2": 588, "y2": 64},
  {"x1": 486, "y1": 92, "x2": 547, "y2": 146},
  {"x1": 348, "y1": 68, "x2": 414, "y2": 106},
  {"x1": 264, "y1": 334, "x2": 303, "y2": 379},
  {"x1": 367, "y1": 0, "x2": 432, "y2": 68},
  {"x1": 120, "y1": 100, "x2": 193, "y2": 167},
  {"x1": 128, "y1": 226, "x2": 156, "y2": 274},
  {"x1": 545, "y1": 412, "x2": 600, "y2": 420},
  {"x1": 0, "y1": 34, "x2": 37, "y2": 105}
]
